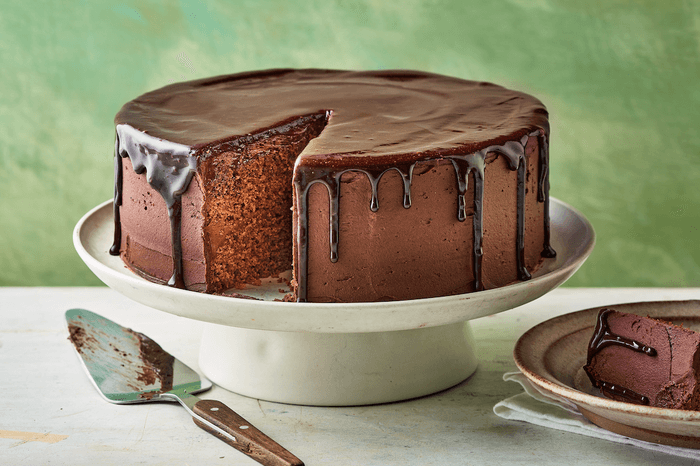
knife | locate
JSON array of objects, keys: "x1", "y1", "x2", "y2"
[{"x1": 66, "y1": 308, "x2": 303, "y2": 466}]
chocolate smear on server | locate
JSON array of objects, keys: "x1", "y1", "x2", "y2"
[
  {"x1": 111, "y1": 69, "x2": 556, "y2": 301},
  {"x1": 68, "y1": 315, "x2": 175, "y2": 396},
  {"x1": 68, "y1": 323, "x2": 97, "y2": 354},
  {"x1": 126, "y1": 328, "x2": 175, "y2": 395},
  {"x1": 584, "y1": 308, "x2": 657, "y2": 405}
]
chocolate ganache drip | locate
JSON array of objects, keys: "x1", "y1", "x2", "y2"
[
  {"x1": 111, "y1": 69, "x2": 557, "y2": 301},
  {"x1": 110, "y1": 124, "x2": 197, "y2": 289},
  {"x1": 587, "y1": 308, "x2": 658, "y2": 359},
  {"x1": 538, "y1": 133, "x2": 557, "y2": 259},
  {"x1": 598, "y1": 381, "x2": 650, "y2": 406}
]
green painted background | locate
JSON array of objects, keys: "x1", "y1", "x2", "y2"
[{"x1": 2, "y1": 0, "x2": 699, "y2": 288}]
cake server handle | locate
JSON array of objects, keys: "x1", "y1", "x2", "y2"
[{"x1": 191, "y1": 399, "x2": 304, "y2": 466}]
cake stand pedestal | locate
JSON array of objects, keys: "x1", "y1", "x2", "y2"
[
  {"x1": 74, "y1": 198, "x2": 594, "y2": 406},
  {"x1": 200, "y1": 322, "x2": 476, "y2": 406}
]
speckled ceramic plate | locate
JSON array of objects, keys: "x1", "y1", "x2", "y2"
[
  {"x1": 74, "y1": 197, "x2": 594, "y2": 333},
  {"x1": 515, "y1": 301, "x2": 700, "y2": 448}
]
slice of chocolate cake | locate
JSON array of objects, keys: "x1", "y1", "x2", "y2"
[{"x1": 584, "y1": 308, "x2": 700, "y2": 410}]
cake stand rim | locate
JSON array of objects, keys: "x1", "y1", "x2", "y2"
[{"x1": 74, "y1": 197, "x2": 594, "y2": 333}]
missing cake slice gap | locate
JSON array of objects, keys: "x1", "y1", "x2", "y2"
[{"x1": 199, "y1": 112, "x2": 330, "y2": 295}]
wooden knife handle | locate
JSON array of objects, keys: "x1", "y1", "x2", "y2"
[{"x1": 192, "y1": 399, "x2": 304, "y2": 466}]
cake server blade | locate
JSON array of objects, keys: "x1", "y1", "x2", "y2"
[{"x1": 65, "y1": 308, "x2": 303, "y2": 466}]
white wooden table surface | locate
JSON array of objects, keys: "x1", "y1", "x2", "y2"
[{"x1": 2, "y1": 287, "x2": 699, "y2": 465}]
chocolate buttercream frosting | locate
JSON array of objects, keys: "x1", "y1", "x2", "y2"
[{"x1": 111, "y1": 69, "x2": 555, "y2": 301}]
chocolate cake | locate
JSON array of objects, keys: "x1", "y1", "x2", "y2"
[
  {"x1": 110, "y1": 69, "x2": 556, "y2": 302},
  {"x1": 584, "y1": 308, "x2": 700, "y2": 410}
]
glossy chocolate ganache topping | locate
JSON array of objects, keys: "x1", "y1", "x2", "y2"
[{"x1": 111, "y1": 69, "x2": 556, "y2": 301}]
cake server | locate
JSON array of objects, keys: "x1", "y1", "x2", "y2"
[{"x1": 65, "y1": 308, "x2": 303, "y2": 466}]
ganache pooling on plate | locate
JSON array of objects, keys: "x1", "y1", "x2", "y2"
[
  {"x1": 585, "y1": 308, "x2": 657, "y2": 405},
  {"x1": 109, "y1": 69, "x2": 556, "y2": 301}
]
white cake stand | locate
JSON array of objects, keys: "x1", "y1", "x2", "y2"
[{"x1": 74, "y1": 198, "x2": 594, "y2": 406}]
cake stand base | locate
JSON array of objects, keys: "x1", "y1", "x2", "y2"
[{"x1": 199, "y1": 321, "x2": 477, "y2": 406}]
